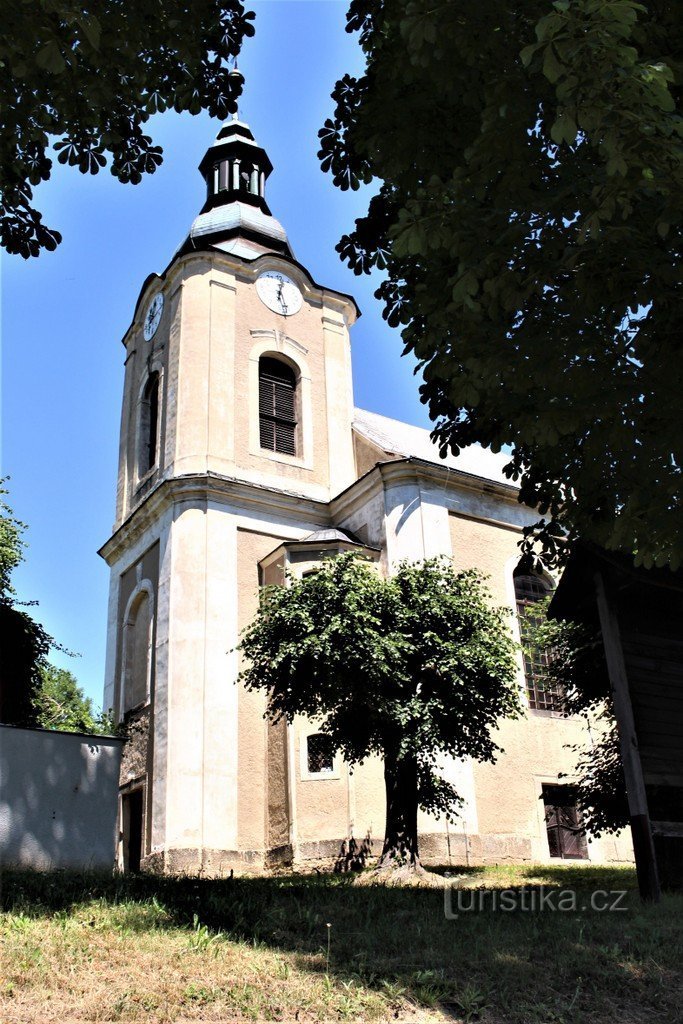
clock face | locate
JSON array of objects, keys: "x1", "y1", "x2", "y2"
[
  {"x1": 256, "y1": 271, "x2": 303, "y2": 317},
  {"x1": 143, "y1": 293, "x2": 164, "y2": 341}
]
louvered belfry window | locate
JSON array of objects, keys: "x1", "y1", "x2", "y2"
[{"x1": 259, "y1": 357, "x2": 297, "y2": 456}]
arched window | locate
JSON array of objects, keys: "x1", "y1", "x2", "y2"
[
  {"x1": 513, "y1": 568, "x2": 563, "y2": 711},
  {"x1": 122, "y1": 589, "x2": 152, "y2": 713},
  {"x1": 139, "y1": 372, "x2": 159, "y2": 477},
  {"x1": 258, "y1": 357, "x2": 297, "y2": 456}
]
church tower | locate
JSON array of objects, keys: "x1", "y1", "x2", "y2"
[{"x1": 100, "y1": 113, "x2": 361, "y2": 872}]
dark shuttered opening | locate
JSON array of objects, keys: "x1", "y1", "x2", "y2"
[
  {"x1": 307, "y1": 733, "x2": 335, "y2": 774},
  {"x1": 542, "y1": 784, "x2": 589, "y2": 860},
  {"x1": 259, "y1": 357, "x2": 297, "y2": 456}
]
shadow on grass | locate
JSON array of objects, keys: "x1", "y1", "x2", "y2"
[{"x1": 1, "y1": 864, "x2": 680, "y2": 1024}]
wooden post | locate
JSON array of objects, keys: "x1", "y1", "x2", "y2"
[{"x1": 594, "y1": 571, "x2": 661, "y2": 902}]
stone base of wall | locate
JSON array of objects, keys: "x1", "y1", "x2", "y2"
[
  {"x1": 266, "y1": 844, "x2": 293, "y2": 869},
  {"x1": 138, "y1": 830, "x2": 629, "y2": 877},
  {"x1": 141, "y1": 846, "x2": 269, "y2": 876}
]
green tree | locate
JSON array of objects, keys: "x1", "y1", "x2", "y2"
[
  {"x1": 0, "y1": 484, "x2": 54, "y2": 726},
  {"x1": 33, "y1": 663, "x2": 111, "y2": 734},
  {"x1": 524, "y1": 597, "x2": 630, "y2": 835},
  {"x1": 320, "y1": 0, "x2": 682, "y2": 570},
  {"x1": 238, "y1": 555, "x2": 521, "y2": 871},
  {"x1": 1, "y1": 1, "x2": 254, "y2": 258}
]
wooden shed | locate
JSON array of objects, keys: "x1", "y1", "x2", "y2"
[{"x1": 550, "y1": 545, "x2": 683, "y2": 898}]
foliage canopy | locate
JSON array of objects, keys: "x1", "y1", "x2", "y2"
[
  {"x1": 0, "y1": 485, "x2": 54, "y2": 726},
  {"x1": 239, "y1": 555, "x2": 521, "y2": 864},
  {"x1": 320, "y1": 0, "x2": 682, "y2": 569},
  {"x1": 34, "y1": 663, "x2": 112, "y2": 734},
  {"x1": 1, "y1": 1, "x2": 254, "y2": 257}
]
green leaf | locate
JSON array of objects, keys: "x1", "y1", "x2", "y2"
[
  {"x1": 542, "y1": 44, "x2": 563, "y2": 84},
  {"x1": 550, "y1": 112, "x2": 577, "y2": 146},
  {"x1": 77, "y1": 13, "x2": 102, "y2": 50},
  {"x1": 520, "y1": 43, "x2": 539, "y2": 68},
  {"x1": 35, "y1": 41, "x2": 66, "y2": 74}
]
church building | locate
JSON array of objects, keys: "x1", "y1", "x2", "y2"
[{"x1": 100, "y1": 115, "x2": 632, "y2": 873}]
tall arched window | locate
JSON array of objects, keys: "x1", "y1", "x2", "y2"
[
  {"x1": 514, "y1": 568, "x2": 563, "y2": 711},
  {"x1": 258, "y1": 357, "x2": 297, "y2": 456},
  {"x1": 139, "y1": 372, "x2": 159, "y2": 476},
  {"x1": 122, "y1": 589, "x2": 152, "y2": 713}
]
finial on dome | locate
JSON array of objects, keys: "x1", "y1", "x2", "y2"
[{"x1": 228, "y1": 63, "x2": 245, "y2": 120}]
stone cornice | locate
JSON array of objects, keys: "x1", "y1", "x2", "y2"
[
  {"x1": 330, "y1": 465, "x2": 384, "y2": 522},
  {"x1": 331, "y1": 457, "x2": 521, "y2": 523},
  {"x1": 99, "y1": 472, "x2": 332, "y2": 564},
  {"x1": 380, "y1": 457, "x2": 520, "y2": 501},
  {"x1": 124, "y1": 249, "x2": 359, "y2": 349}
]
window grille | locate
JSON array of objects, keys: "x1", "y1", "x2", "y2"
[
  {"x1": 542, "y1": 784, "x2": 588, "y2": 859},
  {"x1": 514, "y1": 572, "x2": 564, "y2": 711},
  {"x1": 259, "y1": 357, "x2": 297, "y2": 456},
  {"x1": 306, "y1": 733, "x2": 335, "y2": 775}
]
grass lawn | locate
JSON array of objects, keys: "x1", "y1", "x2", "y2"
[{"x1": 0, "y1": 863, "x2": 681, "y2": 1023}]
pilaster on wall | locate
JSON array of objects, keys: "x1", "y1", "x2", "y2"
[
  {"x1": 173, "y1": 265, "x2": 211, "y2": 474},
  {"x1": 207, "y1": 274, "x2": 237, "y2": 473},
  {"x1": 322, "y1": 313, "x2": 356, "y2": 498},
  {"x1": 150, "y1": 519, "x2": 172, "y2": 852},
  {"x1": 102, "y1": 572, "x2": 121, "y2": 718},
  {"x1": 163, "y1": 500, "x2": 239, "y2": 854},
  {"x1": 382, "y1": 474, "x2": 453, "y2": 571}
]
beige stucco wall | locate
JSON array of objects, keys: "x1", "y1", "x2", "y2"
[
  {"x1": 236, "y1": 527, "x2": 286, "y2": 854},
  {"x1": 353, "y1": 433, "x2": 390, "y2": 480},
  {"x1": 449, "y1": 512, "x2": 632, "y2": 863}
]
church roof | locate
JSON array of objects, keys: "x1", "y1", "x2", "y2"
[
  {"x1": 299, "y1": 528, "x2": 364, "y2": 546},
  {"x1": 352, "y1": 408, "x2": 514, "y2": 487},
  {"x1": 189, "y1": 201, "x2": 289, "y2": 251}
]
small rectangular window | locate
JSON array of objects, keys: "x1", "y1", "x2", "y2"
[
  {"x1": 542, "y1": 784, "x2": 588, "y2": 860},
  {"x1": 306, "y1": 733, "x2": 335, "y2": 775}
]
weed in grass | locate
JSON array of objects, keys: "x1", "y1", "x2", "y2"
[
  {"x1": 455, "y1": 982, "x2": 490, "y2": 1021},
  {"x1": 410, "y1": 968, "x2": 450, "y2": 1008},
  {"x1": 183, "y1": 982, "x2": 218, "y2": 1004},
  {"x1": 7, "y1": 913, "x2": 32, "y2": 932},
  {"x1": 187, "y1": 912, "x2": 226, "y2": 955},
  {"x1": 380, "y1": 978, "x2": 407, "y2": 1001},
  {"x1": 276, "y1": 958, "x2": 290, "y2": 979}
]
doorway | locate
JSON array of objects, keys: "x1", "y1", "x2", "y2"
[{"x1": 121, "y1": 789, "x2": 144, "y2": 872}]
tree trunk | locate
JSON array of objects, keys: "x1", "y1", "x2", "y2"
[{"x1": 376, "y1": 748, "x2": 423, "y2": 874}]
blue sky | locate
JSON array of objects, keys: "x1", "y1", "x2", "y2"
[{"x1": 2, "y1": 0, "x2": 433, "y2": 707}]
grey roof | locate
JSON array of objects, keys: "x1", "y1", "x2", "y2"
[
  {"x1": 299, "y1": 528, "x2": 363, "y2": 546},
  {"x1": 353, "y1": 407, "x2": 513, "y2": 487},
  {"x1": 190, "y1": 200, "x2": 289, "y2": 247},
  {"x1": 212, "y1": 117, "x2": 259, "y2": 147}
]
